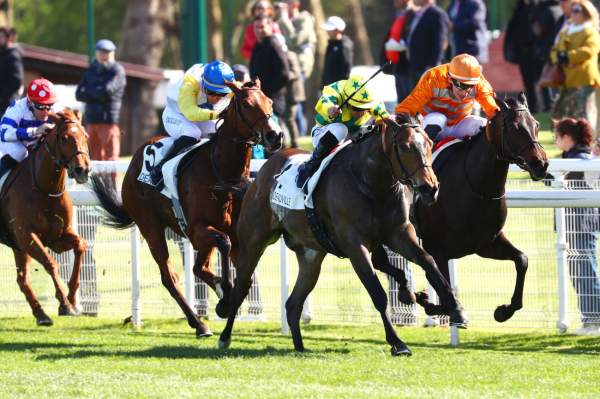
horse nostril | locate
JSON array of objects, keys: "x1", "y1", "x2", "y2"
[{"x1": 75, "y1": 166, "x2": 84, "y2": 175}]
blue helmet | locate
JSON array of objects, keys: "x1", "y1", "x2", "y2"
[{"x1": 202, "y1": 60, "x2": 235, "y2": 94}]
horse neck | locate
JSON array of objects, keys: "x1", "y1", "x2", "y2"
[
  {"x1": 214, "y1": 119, "x2": 252, "y2": 180},
  {"x1": 33, "y1": 141, "x2": 66, "y2": 195},
  {"x1": 352, "y1": 132, "x2": 396, "y2": 197},
  {"x1": 466, "y1": 129, "x2": 509, "y2": 195}
]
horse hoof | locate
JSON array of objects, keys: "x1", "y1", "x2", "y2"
[
  {"x1": 58, "y1": 304, "x2": 79, "y2": 316},
  {"x1": 390, "y1": 343, "x2": 412, "y2": 357},
  {"x1": 450, "y1": 309, "x2": 469, "y2": 329},
  {"x1": 196, "y1": 326, "x2": 213, "y2": 338},
  {"x1": 36, "y1": 316, "x2": 54, "y2": 326},
  {"x1": 218, "y1": 338, "x2": 231, "y2": 349},
  {"x1": 215, "y1": 300, "x2": 229, "y2": 319},
  {"x1": 494, "y1": 304, "x2": 515, "y2": 322},
  {"x1": 398, "y1": 289, "x2": 417, "y2": 305}
]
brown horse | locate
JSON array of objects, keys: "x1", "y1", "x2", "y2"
[
  {"x1": 216, "y1": 116, "x2": 466, "y2": 356},
  {"x1": 91, "y1": 80, "x2": 283, "y2": 337},
  {"x1": 0, "y1": 109, "x2": 91, "y2": 325},
  {"x1": 411, "y1": 93, "x2": 549, "y2": 322}
]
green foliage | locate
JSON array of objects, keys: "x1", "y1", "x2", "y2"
[
  {"x1": 13, "y1": 0, "x2": 126, "y2": 54},
  {"x1": 0, "y1": 318, "x2": 599, "y2": 398}
]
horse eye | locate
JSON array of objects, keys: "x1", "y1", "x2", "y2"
[
  {"x1": 63, "y1": 135, "x2": 68, "y2": 140},
  {"x1": 399, "y1": 143, "x2": 410, "y2": 151}
]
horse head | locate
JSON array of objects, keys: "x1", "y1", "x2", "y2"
[
  {"x1": 224, "y1": 79, "x2": 283, "y2": 153},
  {"x1": 491, "y1": 93, "x2": 548, "y2": 180},
  {"x1": 46, "y1": 108, "x2": 91, "y2": 184},
  {"x1": 386, "y1": 114, "x2": 438, "y2": 205}
]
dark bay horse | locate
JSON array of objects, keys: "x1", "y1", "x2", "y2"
[
  {"x1": 412, "y1": 93, "x2": 549, "y2": 322},
  {"x1": 91, "y1": 80, "x2": 282, "y2": 337},
  {"x1": 0, "y1": 109, "x2": 91, "y2": 325},
  {"x1": 217, "y1": 116, "x2": 466, "y2": 356}
]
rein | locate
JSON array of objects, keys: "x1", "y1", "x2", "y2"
[{"x1": 382, "y1": 121, "x2": 431, "y2": 188}]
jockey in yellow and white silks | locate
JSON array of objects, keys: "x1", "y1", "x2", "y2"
[
  {"x1": 395, "y1": 54, "x2": 499, "y2": 142},
  {"x1": 295, "y1": 75, "x2": 392, "y2": 188},
  {"x1": 150, "y1": 60, "x2": 235, "y2": 185}
]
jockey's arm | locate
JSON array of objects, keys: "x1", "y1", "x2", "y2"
[
  {"x1": 0, "y1": 107, "x2": 42, "y2": 142},
  {"x1": 395, "y1": 73, "x2": 432, "y2": 117},
  {"x1": 370, "y1": 102, "x2": 391, "y2": 122},
  {"x1": 315, "y1": 84, "x2": 343, "y2": 125},
  {"x1": 177, "y1": 74, "x2": 218, "y2": 122},
  {"x1": 476, "y1": 78, "x2": 501, "y2": 118}
]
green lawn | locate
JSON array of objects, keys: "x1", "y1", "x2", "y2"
[{"x1": 0, "y1": 318, "x2": 599, "y2": 398}]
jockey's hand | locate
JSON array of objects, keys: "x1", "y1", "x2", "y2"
[
  {"x1": 29, "y1": 123, "x2": 55, "y2": 139},
  {"x1": 328, "y1": 105, "x2": 341, "y2": 119},
  {"x1": 375, "y1": 115, "x2": 391, "y2": 126}
]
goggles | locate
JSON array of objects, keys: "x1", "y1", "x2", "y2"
[
  {"x1": 205, "y1": 89, "x2": 228, "y2": 98},
  {"x1": 348, "y1": 104, "x2": 367, "y2": 112},
  {"x1": 32, "y1": 102, "x2": 53, "y2": 111},
  {"x1": 451, "y1": 78, "x2": 476, "y2": 91}
]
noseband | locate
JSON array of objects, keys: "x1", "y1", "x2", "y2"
[
  {"x1": 222, "y1": 90, "x2": 273, "y2": 147},
  {"x1": 385, "y1": 122, "x2": 432, "y2": 187}
]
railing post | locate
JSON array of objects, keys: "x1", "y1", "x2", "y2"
[
  {"x1": 556, "y1": 206, "x2": 570, "y2": 333},
  {"x1": 449, "y1": 259, "x2": 459, "y2": 347},
  {"x1": 183, "y1": 240, "x2": 195, "y2": 309},
  {"x1": 280, "y1": 238, "x2": 289, "y2": 334},
  {"x1": 130, "y1": 225, "x2": 141, "y2": 329}
]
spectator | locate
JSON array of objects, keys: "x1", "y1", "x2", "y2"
[
  {"x1": 553, "y1": 117, "x2": 600, "y2": 334},
  {"x1": 406, "y1": 0, "x2": 450, "y2": 90},
  {"x1": 321, "y1": 16, "x2": 353, "y2": 86},
  {"x1": 240, "y1": 1, "x2": 281, "y2": 61},
  {"x1": 232, "y1": 63, "x2": 250, "y2": 83},
  {"x1": 447, "y1": 0, "x2": 489, "y2": 64},
  {"x1": 249, "y1": 16, "x2": 291, "y2": 128},
  {"x1": 550, "y1": 0, "x2": 600, "y2": 126},
  {"x1": 0, "y1": 27, "x2": 23, "y2": 115},
  {"x1": 76, "y1": 39, "x2": 126, "y2": 164},
  {"x1": 382, "y1": 0, "x2": 416, "y2": 103}
]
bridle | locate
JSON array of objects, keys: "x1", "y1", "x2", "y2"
[
  {"x1": 383, "y1": 120, "x2": 432, "y2": 188},
  {"x1": 33, "y1": 117, "x2": 89, "y2": 197}
]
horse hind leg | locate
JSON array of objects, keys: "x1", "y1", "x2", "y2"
[
  {"x1": 477, "y1": 232, "x2": 527, "y2": 322},
  {"x1": 14, "y1": 250, "x2": 53, "y2": 326}
]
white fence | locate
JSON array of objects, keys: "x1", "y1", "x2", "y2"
[{"x1": 2, "y1": 159, "x2": 600, "y2": 339}]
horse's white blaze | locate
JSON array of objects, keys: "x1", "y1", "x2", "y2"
[
  {"x1": 413, "y1": 132, "x2": 426, "y2": 145},
  {"x1": 70, "y1": 127, "x2": 78, "y2": 133},
  {"x1": 268, "y1": 117, "x2": 283, "y2": 133}
]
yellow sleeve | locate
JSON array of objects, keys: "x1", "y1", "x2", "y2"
[
  {"x1": 395, "y1": 72, "x2": 432, "y2": 116},
  {"x1": 177, "y1": 74, "x2": 218, "y2": 122},
  {"x1": 314, "y1": 82, "x2": 343, "y2": 125}
]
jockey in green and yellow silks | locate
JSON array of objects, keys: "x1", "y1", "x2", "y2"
[{"x1": 296, "y1": 75, "x2": 391, "y2": 189}]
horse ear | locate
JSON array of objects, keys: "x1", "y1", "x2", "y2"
[
  {"x1": 517, "y1": 92, "x2": 528, "y2": 108},
  {"x1": 253, "y1": 78, "x2": 261, "y2": 89},
  {"x1": 551, "y1": 118, "x2": 559, "y2": 131},
  {"x1": 73, "y1": 109, "x2": 83, "y2": 122},
  {"x1": 496, "y1": 96, "x2": 509, "y2": 111},
  {"x1": 224, "y1": 80, "x2": 240, "y2": 96}
]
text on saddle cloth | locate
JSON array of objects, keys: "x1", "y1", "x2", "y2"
[{"x1": 270, "y1": 140, "x2": 352, "y2": 214}]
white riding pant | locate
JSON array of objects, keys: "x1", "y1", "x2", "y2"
[
  {"x1": 423, "y1": 112, "x2": 487, "y2": 140},
  {"x1": 310, "y1": 123, "x2": 348, "y2": 147},
  {"x1": 0, "y1": 141, "x2": 29, "y2": 162},
  {"x1": 162, "y1": 104, "x2": 218, "y2": 140}
]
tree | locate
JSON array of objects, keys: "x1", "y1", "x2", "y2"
[
  {"x1": 207, "y1": 0, "x2": 224, "y2": 60},
  {"x1": 347, "y1": 0, "x2": 373, "y2": 65}
]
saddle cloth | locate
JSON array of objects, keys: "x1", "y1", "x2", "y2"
[
  {"x1": 271, "y1": 140, "x2": 351, "y2": 213},
  {"x1": 432, "y1": 137, "x2": 462, "y2": 174},
  {"x1": 137, "y1": 137, "x2": 209, "y2": 200}
]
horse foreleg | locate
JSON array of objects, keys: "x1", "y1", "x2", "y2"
[
  {"x1": 347, "y1": 243, "x2": 411, "y2": 356},
  {"x1": 14, "y1": 250, "x2": 53, "y2": 326},
  {"x1": 371, "y1": 245, "x2": 416, "y2": 305},
  {"x1": 22, "y1": 232, "x2": 77, "y2": 316},
  {"x1": 145, "y1": 229, "x2": 212, "y2": 337},
  {"x1": 388, "y1": 224, "x2": 468, "y2": 328},
  {"x1": 477, "y1": 232, "x2": 527, "y2": 322},
  {"x1": 190, "y1": 226, "x2": 232, "y2": 300},
  {"x1": 50, "y1": 228, "x2": 87, "y2": 310}
]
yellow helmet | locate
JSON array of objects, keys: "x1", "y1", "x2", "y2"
[
  {"x1": 448, "y1": 54, "x2": 481, "y2": 84},
  {"x1": 343, "y1": 76, "x2": 377, "y2": 109}
]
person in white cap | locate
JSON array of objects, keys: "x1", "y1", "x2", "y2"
[{"x1": 321, "y1": 16, "x2": 353, "y2": 86}]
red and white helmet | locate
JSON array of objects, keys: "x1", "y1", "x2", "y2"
[{"x1": 27, "y1": 78, "x2": 57, "y2": 105}]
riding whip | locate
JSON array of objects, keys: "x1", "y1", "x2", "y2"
[{"x1": 339, "y1": 61, "x2": 392, "y2": 109}]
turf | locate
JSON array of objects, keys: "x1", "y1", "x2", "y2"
[{"x1": 0, "y1": 318, "x2": 598, "y2": 399}]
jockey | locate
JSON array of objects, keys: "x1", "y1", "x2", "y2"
[
  {"x1": 295, "y1": 75, "x2": 392, "y2": 189},
  {"x1": 150, "y1": 60, "x2": 235, "y2": 185},
  {"x1": 0, "y1": 78, "x2": 59, "y2": 177},
  {"x1": 395, "y1": 53, "x2": 499, "y2": 143}
]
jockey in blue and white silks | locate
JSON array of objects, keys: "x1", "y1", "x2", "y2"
[
  {"x1": 150, "y1": 60, "x2": 235, "y2": 185},
  {"x1": 0, "y1": 78, "x2": 61, "y2": 177}
]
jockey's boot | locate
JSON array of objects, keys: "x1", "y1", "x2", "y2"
[
  {"x1": 424, "y1": 124, "x2": 442, "y2": 142},
  {"x1": 295, "y1": 131, "x2": 338, "y2": 191},
  {"x1": 149, "y1": 135, "x2": 197, "y2": 186},
  {"x1": 0, "y1": 154, "x2": 17, "y2": 179}
]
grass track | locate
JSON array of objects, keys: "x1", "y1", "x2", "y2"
[{"x1": 0, "y1": 318, "x2": 599, "y2": 398}]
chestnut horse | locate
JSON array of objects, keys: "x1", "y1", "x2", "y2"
[
  {"x1": 91, "y1": 80, "x2": 283, "y2": 337},
  {"x1": 216, "y1": 116, "x2": 466, "y2": 356},
  {"x1": 0, "y1": 109, "x2": 91, "y2": 325},
  {"x1": 411, "y1": 93, "x2": 549, "y2": 322}
]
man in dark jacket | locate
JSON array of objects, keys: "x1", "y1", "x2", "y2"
[
  {"x1": 321, "y1": 16, "x2": 353, "y2": 86},
  {"x1": 447, "y1": 0, "x2": 489, "y2": 63},
  {"x1": 250, "y1": 16, "x2": 291, "y2": 120},
  {"x1": 76, "y1": 39, "x2": 126, "y2": 162},
  {"x1": 406, "y1": 0, "x2": 450, "y2": 90},
  {"x1": 0, "y1": 27, "x2": 23, "y2": 115}
]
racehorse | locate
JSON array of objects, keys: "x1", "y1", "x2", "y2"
[
  {"x1": 216, "y1": 115, "x2": 467, "y2": 356},
  {"x1": 91, "y1": 80, "x2": 283, "y2": 337},
  {"x1": 0, "y1": 109, "x2": 91, "y2": 326},
  {"x1": 411, "y1": 93, "x2": 549, "y2": 322}
]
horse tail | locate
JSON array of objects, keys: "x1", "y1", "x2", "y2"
[{"x1": 90, "y1": 174, "x2": 134, "y2": 229}]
